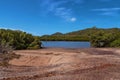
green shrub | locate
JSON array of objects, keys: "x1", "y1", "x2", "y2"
[
  {"x1": 110, "y1": 39, "x2": 120, "y2": 47},
  {"x1": 0, "y1": 29, "x2": 42, "y2": 50},
  {"x1": 27, "y1": 37, "x2": 42, "y2": 49}
]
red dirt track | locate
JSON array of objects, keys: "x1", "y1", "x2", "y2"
[{"x1": 0, "y1": 48, "x2": 120, "y2": 80}]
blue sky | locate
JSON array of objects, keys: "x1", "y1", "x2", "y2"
[{"x1": 0, "y1": 0, "x2": 120, "y2": 35}]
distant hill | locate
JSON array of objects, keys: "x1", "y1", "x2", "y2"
[
  {"x1": 41, "y1": 27, "x2": 120, "y2": 41},
  {"x1": 51, "y1": 32, "x2": 63, "y2": 36}
]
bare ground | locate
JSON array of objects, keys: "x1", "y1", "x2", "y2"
[{"x1": 0, "y1": 48, "x2": 120, "y2": 80}]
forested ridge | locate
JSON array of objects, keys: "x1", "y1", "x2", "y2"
[{"x1": 41, "y1": 27, "x2": 120, "y2": 47}]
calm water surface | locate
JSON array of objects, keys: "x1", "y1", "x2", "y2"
[{"x1": 42, "y1": 41, "x2": 90, "y2": 48}]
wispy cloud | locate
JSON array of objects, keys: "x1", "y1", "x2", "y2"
[
  {"x1": 70, "y1": 17, "x2": 77, "y2": 22},
  {"x1": 100, "y1": 12, "x2": 119, "y2": 16},
  {"x1": 92, "y1": 8, "x2": 120, "y2": 11},
  {"x1": 92, "y1": 8, "x2": 120, "y2": 16},
  {"x1": 40, "y1": 0, "x2": 80, "y2": 22},
  {"x1": 72, "y1": 0, "x2": 84, "y2": 4},
  {"x1": 98, "y1": 0, "x2": 112, "y2": 2}
]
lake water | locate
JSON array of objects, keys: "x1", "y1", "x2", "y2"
[{"x1": 42, "y1": 41, "x2": 91, "y2": 48}]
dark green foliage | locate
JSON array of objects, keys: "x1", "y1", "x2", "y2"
[
  {"x1": 90, "y1": 28, "x2": 120, "y2": 47},
  {"x1": 110, "y1": 38, "x2": 120, "y2": 47},
  {"x1": 28, "y1": 37, "x2": 42, "y2": 49},
  {"x1": 41, "y1": 35, "x2": 89, "y2": 41},
  {"x1": 0, "y1": 29, "x2": 41, "y2": 50}
]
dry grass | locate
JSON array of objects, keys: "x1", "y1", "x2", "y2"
[{"x1": 0, "y1": 53, "x2": 20, "y2": 67}]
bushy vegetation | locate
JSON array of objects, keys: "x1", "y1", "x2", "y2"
[
  {"x1": 0, "y1": 29, "x2": 41, "y2": 50},
  {"x1": 90, "y1": 28, "x2": 120, "y2": 47},
  {"x1": 110, "y1": 38, "x2": 120, "y2": 47},
  {"x1": 41, "y1": 27, "x2": 120, "y2": 47}
]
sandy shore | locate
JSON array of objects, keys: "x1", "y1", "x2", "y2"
[{"x1": 0, "y1": 48, "x2": 120, "y2": 80}]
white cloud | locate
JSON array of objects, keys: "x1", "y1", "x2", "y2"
[{"x1": 70, "y1": 17, "x2": 77, "y2": 22}]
